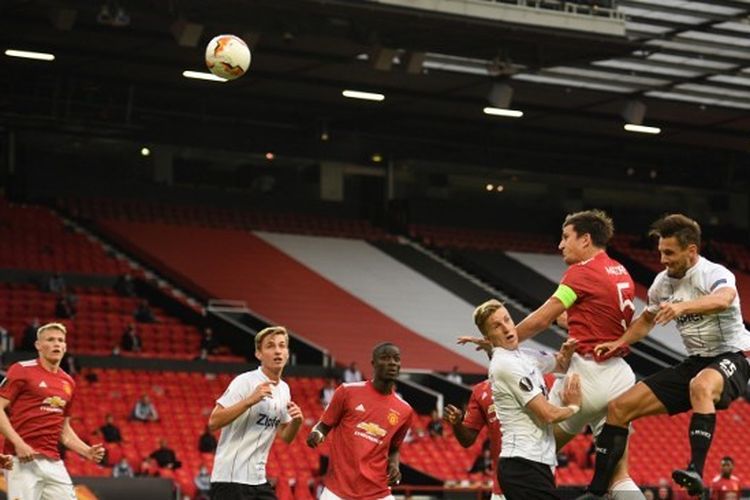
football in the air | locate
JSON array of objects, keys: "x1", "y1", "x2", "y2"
[{"x1": 205, "y1": 34, "x2": 251, "y2": 80}]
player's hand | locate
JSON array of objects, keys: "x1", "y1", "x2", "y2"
[
  {"x1": 306, "y1": 428, "x2": 325, "y2": 449},
  {"x1": 456, "y1": 336, "x2": 492, "y2": 353},
  {"x1": 387, "y1": 463, "x2": 401, "y2": 486},
  {"x1": 85, "y1": 443, "x2": 106, "y2": 463},
  {"x1": 249, "y1": 380, "x2": 277, "y2": 405},
  {"x1": 554, "y1": 338, "x2": 578, "y2": 372},
  {"x1": 15, "y1": 441, "x2": 37, "y2": 463},
  {"x1": 654, "y1": 302, "x2": 684, "y2": 325},
  {"x1": 287, "y1": 401, "x2": 303, "y2": 421},
  {"x1": 0, "y1": 454, "x2": 13, "y2": 470},
  {"x1": 443, "y1": 404, "x2": 463, "y2": 426},
  {"x1": 561, "y1": 373, "x2": 582, "y2": 407},
  {"x1": 594, "y1": 340, "x2": 624, "y2": 358}
]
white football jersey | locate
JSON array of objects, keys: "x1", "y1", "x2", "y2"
[
  {"x1": 489, "y1": 346, "x2": 557, "y2": 466},
  {"x1": 211, "y1": 368, "x2": 291, "y2": 485},
  {"x1": 647, "y1": 256, "x2": 750, "y2": 357}
]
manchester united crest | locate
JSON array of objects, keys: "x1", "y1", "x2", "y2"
[{"x1": 387, "y1": 411, "x2": 399, "y2": 426}]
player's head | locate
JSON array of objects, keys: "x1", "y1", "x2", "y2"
[
  {"x1": 473, "y1": 299, "x2": 518, "y2": 349},
  {"x1": 254, "y1": 326, "x2": 289, "y2": 371},
  {"x1": 649, "y1": 213, "x2": 701, "y2": 278},
  {"x1": 371, "y1": 342, "x2": 401, "y2": 383},
  {"x1": 35, "y1": 322, "x2": 67, "y2": 365},
  {"x1": 559, "y1": 209, "x2": 614, "y2": 264},
  {"x1": 720, "y1": 456, "x2": 734, "y2": 477}
]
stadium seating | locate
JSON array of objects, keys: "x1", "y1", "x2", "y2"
[
  {"x1": 62, "y1": 197, "x2": 395, "y2": 242},
  {"x1": 408, "y1": 224, "x2": 557, "y2": 253},
  {"x1": 0, "y1": 283, "x2": 204, "y2": 358},
  {"x1": 0, "y1": 198, "x2": 130, "y2": 275}
]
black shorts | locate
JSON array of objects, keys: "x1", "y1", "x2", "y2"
[
  {"x1": 499, "y1": 457, "x2": 559, "y2": 500},
  {"x1": 210, "y1": 482, "x2": 277, "y2": 500},
  {"x1": 642, "y1": 351, "x2": 750, "y2": 415}
]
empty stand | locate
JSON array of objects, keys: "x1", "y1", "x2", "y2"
[
  {"x1": 0, "y1": 284, "x2": 204, "y2": 359},
  {"x1": 0, "y1": 198, "x2": 129, "y2": 275}
]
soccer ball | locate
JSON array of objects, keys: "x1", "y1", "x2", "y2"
[{"x1": 205, "y1": 34, "x2": 251, "y2": 80}]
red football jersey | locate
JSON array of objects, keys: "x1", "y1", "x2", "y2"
[
  {"x1": 560, "y1": 251, "x2": 635, "y2": 359},
  {"x1": 0, "y1": 359, "x2": 76, "y2": 460},
  {"x1": 462, "y1": 380, "x2": 502, "y2": 495},
  {"x1": 321, "y1": 381, "x2": 414, "y2": 500},
  {"x1": 711, "y1": 474, "x2": 741, "y2": 500}
]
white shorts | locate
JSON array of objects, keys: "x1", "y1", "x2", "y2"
[
  {"x1": 321, "y1": 486, "x2": 395, "y2": 500},
  {"x1": 549, "y1": 353, "x2": 635, "y2": 437},
  {"x1": 4, "y1": 456, "x2": 76, "y2": 500},
  {"x1": 491, "y1": 494, "x2": 506, "y2": 500}
]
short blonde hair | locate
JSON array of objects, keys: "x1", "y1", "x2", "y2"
[
  {"x1": 254, "y1": 326, "x2": 289, "y2": 351},
  {"x1": 472, "y1": 299, "x2": 505, "y2": 336},
  {"x1": 37, "y1": 322, "x2": 67, "y2": 340}
]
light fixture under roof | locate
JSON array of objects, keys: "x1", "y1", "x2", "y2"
[
  {"x1": 512, "y1": 73, "x2": 636, "y2": 93},
  {"x1": 4, "y1": 49, "x2": 55, "y2": 61},
  {"x1": 342, "y1": 89, "x2": 385, "y2": 101},
  {"x1": 624, "y1": 124, "x2": 661, "y2": 134},
  {"x1": 483, "y1": 107, "x2": 523, "y2": 118},
  {"x1": 182, "y1": 70, "x2": 226, "y2": 82}
]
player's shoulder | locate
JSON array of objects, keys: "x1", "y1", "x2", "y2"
[
  {"x1": 7, "y1": 358, "x2": 38, "y2": 375},
  {"x1": 340, "y1": 381, "x2": 367, "y2": 391},
  {"x1": 696, "y1": 256, "x2": 732, "y2": 276},
  {"x1": 391, "y1": 391, "x2": 414, "y2": 412},
  {"x1": 471, "y1": 379, "x2": 491, "y2": 395}
]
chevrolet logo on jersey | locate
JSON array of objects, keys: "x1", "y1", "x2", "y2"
[
  {"x1": 356, "y1": 422, "x2": 387, "y2": 438},
  {"x1": 41, "y1": 395, "x2": 67, "y2": 413}
]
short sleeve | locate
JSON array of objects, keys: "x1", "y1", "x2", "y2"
[
  {"x1": 531, "y1": 350, "x2": 556, "y2": 375},
  {"x1": 704, "y1": 265, "x2": 736, "y2": 294},
  {"x1": 462, "y1": 388, "x2": 486, "y2": 431},
  {"x1": 65, "y1": 380, "x2": 76, "y2": 416},
  {"x1": 0, "y1": 365, "x2": 25, "y2": 403},
  {"x1": 320, "y1": 385, "x2": 347, "y2": 427},
  {"x1": 280, "y1": 386, "x2": 292, "y2": 424},
  {"x1": 560, "y1": 265, "x2": 589, "y2": 300},
  {"x1": 491, "y1": 356, "x2": 542, "y2": 407},
  {"x1": 646, "y1": 279, "x2": 662, "y2": 315},
  {"x1": 390, "y1": 410, "x2": 414, "y2": 449},
  {"x1": 216, "y1": 374, "x2": 253, "y2": 408}
]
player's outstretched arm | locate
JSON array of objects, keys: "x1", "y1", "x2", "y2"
[
  {"x1": 278, "y1": 401, "x2": 303, "y2": 444},
  {"x1": 306, "y1": 422, "x2": 332, "y2": 448},
  {"x1": 654, "y1": 287, "x2": 735, "y2": 325},
  {"x1": 442, "y1": 405, "x2": 479, "y2": 448},
  {"x1": 61, "y1": 418, "x2": 105, "y2": 463},
  {"x1": 516, "y1": 297, "x2": 566, "y2": 342},
  {"x1": 208, "y1": 380, "x2": 276, "y2": 432},
  {"x1": 0, "y1": 397, "x2": 36, "y2": 462},
  {"x1": 594, "y1": 310, "x2": 656, "y2": 358}
]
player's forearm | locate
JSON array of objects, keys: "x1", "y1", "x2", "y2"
[
  {"x1": 545, "y1": 404, "x2": 578, "y2": 424},
  {"x1": 0, "y1": 411, "x2": 26, "y2": 448},
  {"x1": 208, "y1": 400, "x2": 253, "y2": 431},
  {"x1": 61, "y1": 423, "x2": 90, "y2": 455},
  {"x1": 620, "y1": 312, "x2": 655, "y2": 346},
  {"x1": 279, "y1": 419, "x2": 302, "y2": 444},
  {"x1": 451, "y1": 424, "x2": 479, "y2": 448},
  {"x1": 388, "y1": 448, "x2": 400, "y2": 469}
]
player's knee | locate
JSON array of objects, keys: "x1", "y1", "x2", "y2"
[
  {"x1": 688, "y1": 376, "x2": 715, "y2": 402},
  {"x1": 607, "y1": 398, "x2": 631, "y2": 425}
]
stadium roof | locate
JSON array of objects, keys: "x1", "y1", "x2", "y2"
[{"x1": 1, "y1": 0, "x2": 749, "y2": 189}]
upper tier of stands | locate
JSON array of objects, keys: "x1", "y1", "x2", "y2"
[
  {"x1": 1, "y1": 198, "x2": 130, "y2": 275},
  {"x1": 63, "y1": 197, "x2": 395, "y2": 242}
]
